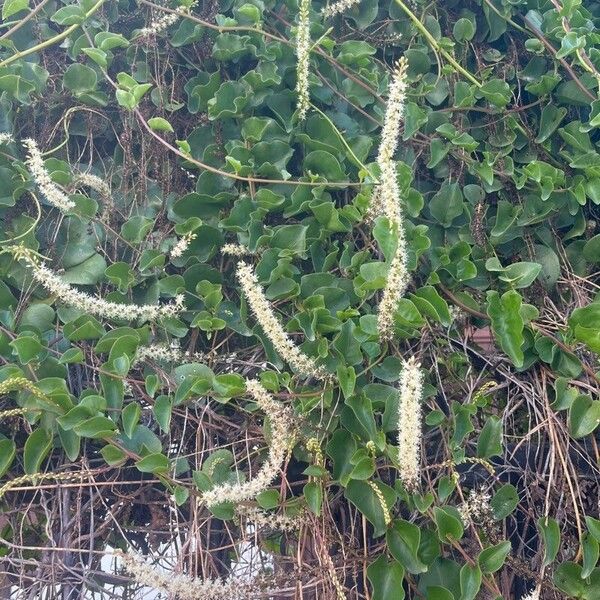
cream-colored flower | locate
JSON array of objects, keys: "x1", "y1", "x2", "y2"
[
  {"x1": 134, "y1": 343, "x2": 192, "y2": 364},
  {"x1": 202, "y1": 380, "x2": 294, "y2": 507},
  {"x1": 120, "y1": 552, "x2": 259, "y2": 600},
  {"x1": 15, "y1": 250, "x2": 184, "y2": 323},
  {"x1": 295, "y1": 0, "x2": 312, "y2": 121},
  {"x1": 520, "y1": 588, "x2": 540, "y2": 600},
  {"x1": 367, "y1": 481, "x2": 391, "y2": 526},
  {"x1": 73, "y1": 172, "x2": 111, "y2": 198},
  {"x1": 221, "y1": 243, "x2": 252, "y2": 257},
  {"x1": 397, "y1": 356, "x2": 423, "y2": 489},
  {"x1": 236, "y1": 505, "x2": 303, "y2": 532},
  {"x1": 139, "y1": 5, "x2": 188, "y2": 36},
  {"x1": 236, "y1": 261, "x2": 326, "y2": 379},
  {"x1": 375, "y1": 57, "x2": 409, "y2": 221},
  {"x1": 458, "y1": 488, "x2": 493, "y2": 527},
  {"x1": 375, "y1": 57, "x2": 410, "y2": 340},
  {"x1": 0, "y1": 133, "x2": 14, "y2": 145},
  {"x1": 171, "y1": 232, "x2": 197, "y2": 258},
  {"x1": 22, "y1": 138, "x2": 75, "y2": 212},
  {"x1": 322, "y1": 0, "x2": 361, "y2": 19},
  {"x1": 376, "y1": 220, "x2": 409, "y2": 340}
]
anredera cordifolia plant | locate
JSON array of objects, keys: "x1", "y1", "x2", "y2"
[{"x1": 0, "y1": 0, "x2": 599, "y2": 598}]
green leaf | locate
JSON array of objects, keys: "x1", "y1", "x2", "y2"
[
  {"x1": 24, "y1": 428, "x2": 52, "y2": 474},
  {"x1": 63, "y1": 64, "x2": 97, "y2": 95},
  {"x1": 59, "y1": 347, "x2": 85, "y2": 364},
  {"x1": 121, "y1": 215, "x2": 153, "y2": 243},
  {"x1": 122, "y1": 402, "x2": 141, "y2": 438},
  {"x1": 429, "y1": 182, "x2": 464, "y2": 227},
  {"x1": 345, "y1": 480, "x2": 396, "y2": 537},
  {"x1": 583, "y1": 235, "x2": 600, "y2": 263},
  {"x1": 553, "y1": 562, "x2": 586, "y2": 597},
  {"x1": 581, "y1": 533, "x2": 599, "y2": 579},
  {"x1": 73, "y1": 416, "x2": 117, "y2": 439},
  {"x1": 538, "y1": 517, "x2": 560, "y2": 567},
  {"x1": 174, "y1": 485, "x2": 189, "y2": 506},
  {"x1": 478, "y1": 541, "x2": 511, "y2": 573},
  {"x1": 535, "y1": 104, "x2": 567, "y2": 143},
  {"x1": 367, "y1": 555, "x2": 405, "y2": 600},
  {"x1": 51, "y1": 5, "x2": 84, "y2": 24},
  {"x1": 82, "y1": 48, "x2": 108, "y2": 69},
  {"x1": 135, "y1": 452, "x2": 170, "y2": 474},
  {"x1": 568, "y1": 394, "x2": 600, "y2": 439},
  {"x1": 58, "y1": 426, "x2": 80, "y2": 462},
  {"x1": 256, "y1": 489, "x2": 280, "y2": 510},
  {"x1": 100, "y1": 444, "x2": 127, "y2": 466},
  {"x1": 453, "y1": 18, "x2": 476, "y2": 42},
  {"x1": 459, "y1": 564, "x2": 481, "y2": 600},
  {"x1": 105, "y1": 262, "x2": 135, "y2": 292},
  {"x1": 213, "y1": 373, "x2": 245, "y2": 400},
  {"x1": 586, "y1": 516, "x2": 600, "y2": 543},
  {"x1": 153, "y1": 396, "x2": 172, "y2": 432},
  {"x1": 423, "y1": 587, "x2": 455, "y2": 600},
  {"x1": 303, "y1": 481, "x2": 323, "y2": 516},
  {"x1": 326, "y1": 429, "x2": 357, "y2": 486},
  {"x1": 477, "y1": 79, "x2": 511, "y2": 107},
  {"x1": 270, "y1": 224, "x2": 308, "y2": 256},
  {"x1": 337, "y1": 366, "x2": 356, "y2": 400},
  {"x1": 0, "y1": 439, "x2": 16, "y2": 478},
  {"x1": 10, "y1": 335, "x2": 44, "y2": 364},
  {"x1": 433, "y1": 507, "x2": 464, "y2": 542},
  {"x1": 496, "y1": 262, "x2": 542, "y2": 289},
  {"x1": 386, "y1": 519, "x2": 427, "y2": 574},
  {"x1": 486, "y1": 290, "x2": 525, "y2": 367},
  {"x1": 94, "y1": 31, "x2": 129, "y2": 50},
  {"x1": 569, "y1": 303, "x2": 600, "y2": 355},
  {"x1": 476, "y1": 416, "x2": 503, "y2": 458},
  {"x1": 491, "y1": 484, "x2": 519, "y2": 520},
  {"x1": 2, "y1": 0, "x2": 28, "y2": 19},
  {"x1": 148, "y1": 117, "x2": 174, "y2": 133}
]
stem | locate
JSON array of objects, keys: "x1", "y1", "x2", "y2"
[
  {"x1": 0, "y1": 0, "x2": 105, "y2": 68},
  {"x1": 392, "y1": 0, "x2": 482, "y2": 87}
]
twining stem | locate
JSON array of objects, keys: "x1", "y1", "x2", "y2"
[
  {"x1": 392, "y1": 0, "x2": 482, "y2": 87},
  {"x1": 0, "y1": 0, "x2": 105, "y2": 68}
]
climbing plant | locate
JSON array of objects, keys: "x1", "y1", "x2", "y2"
[{"x1": 0, "y1": 0, "x2": 599, "y2": 598}]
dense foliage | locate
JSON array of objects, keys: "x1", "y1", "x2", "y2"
[{"x1": 0, "y1": 0, "x2": 599, "y2": 598}]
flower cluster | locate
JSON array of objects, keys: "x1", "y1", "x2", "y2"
[
  {"x1": 457, "y1": 488, "x2": 494, "y2": 527},
  {"x1": 520, "y1": 588, "x2": 540, "y2": 600},
  {"x1": 236, "y1": 261, "x2": 326, "y2": 379},
  {"x1": 221, "y1": 243, "x2": 252, "y2": 257},
  {"x1": 236, "y1": 505, "x2": 303, "y2": 532},
  {"x1": 134, "y1": 343, "x2": 194, "y2": 365},
  {"x1": 295, "y1": 0, "x2": 312, "y2": 121},
  {"x1": 397, "y1": 356, "x2": 423, "y2": 489},
  {"x1": 139, "y1": 6, "x2": 188, "y2": 36},
  {"x1": 0, "y1": 407, "x2": 28, "y2": 419},
  {"x1": 0, "y1": 133, "x2": 14, "y2": 145},
  {"x1": 22, "y1": 138, "x2": 75, "y2": 212},
  {"x1": 377, "y1": 58, "x2": 409, "y2": 215},
  {"x1": 375, "y1": 57, "x2": 410, "y2": 340},
  {"x1": 367, "y1": 481, "x2": 392, "y2": 526},
  {"x1": 73, "y1": 172, "x2": 111, "y2": 198},
  {"x1": 322, "y1": 0, "x2": 361, "y2": 19},
  {"x1": 202, "y1": 380, "x2": 294, "y2": 507},
  {"x1": 377, "y1": 241, "x2": 410, "y2": 341},
  {"x1": 171, "y1": 231, "x2": 197, "y2": 258},
  {"x1": 0, "y1": 470, "x2": 85, "y2": 501},
  {"x1": 322, "y1": 550, "x2": 346, "y2": 600},
  {"x1": 120, "y1": 552, "x2": 261, "y2": 600},
  {"x1": 15, "y1": 250, "x2": 184, "y2": 322}
]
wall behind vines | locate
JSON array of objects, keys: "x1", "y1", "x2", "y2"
[{"x1": 0, "y1": 0, "x2": 599, "y2": 598}]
